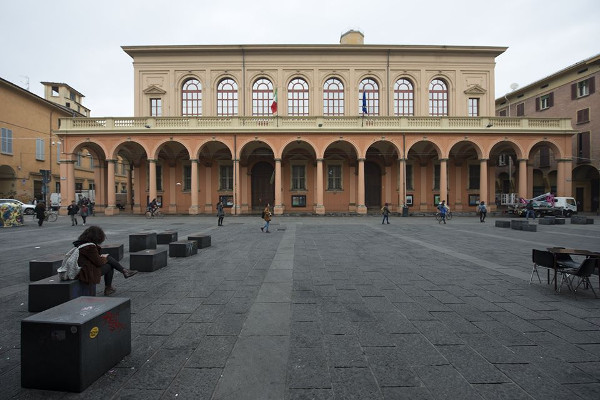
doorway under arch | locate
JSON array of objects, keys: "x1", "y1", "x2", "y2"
[
  {"x1": 365, "y1": 161, "x2": 381, "y2": 208},
  {"x1": 251, "y1": 162, "x2": 274, "y2": 210}
]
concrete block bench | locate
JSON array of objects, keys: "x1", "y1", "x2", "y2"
[
  {"x1": 188, "y1": 234, "x2": 211, "y2": 249},
  {"x1": 130, "y1": 248, "x2": 167, "y2": 272},
  {"x1": 157, "y1": 231, "x2": 178, "y2": 244},
  {"x1": 29, "y1": 254, "x2": 63, "y2": 281},
  {"x1": 555, "y1": 218, "x2": 566, "y2": 225},
  {"x1": 28, "y1": 276, "x2": 96, "y2": 312},
  {"x1": 169, "y1": 240, "x2": 198, "y2": 257},
  {"x1": 129, "y1": 232, "x2": 157, "y2": 252},
  {"x1": 510, "y1": 220, "x2": 525, "y2": 230},
  {"x1": 539, "y1": 216, "x2": 556, "y2": 225},
  {"x1": 521, "y1": 223, "x2": 537, "y2": 232},
  {"x1": 101, "y1": 243, "x2": 124, "y2": 261},
  {"x1": 495, "y1": 220, "x2": 511, "y2": 228},
  {"x1": 21, "y1": 296, "x2": 131, "y2": 392}
]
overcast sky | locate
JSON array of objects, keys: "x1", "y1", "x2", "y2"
[{"x1": 2, "y1": 0, "x2": 598, "y2": 117}]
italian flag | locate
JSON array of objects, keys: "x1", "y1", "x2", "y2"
[{"x1": 270, "y1": 88, "x2": 278, "y2": 114}]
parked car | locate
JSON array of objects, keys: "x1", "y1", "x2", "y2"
[{"x1": 0, "y1": 199, "x2": 36, "y2": 215}]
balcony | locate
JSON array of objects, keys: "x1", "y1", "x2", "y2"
[{"x1": 56, "y1": 116, "x2": 574, "y2": 134}]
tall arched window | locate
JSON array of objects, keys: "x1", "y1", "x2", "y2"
[
  {"x1": 394, "y1": 78, "x2": 414, "y2": 116},
  {"x1": 288, "y1": 78, "x2": 309, "y2": 116},
  {"x1": 182, "y1": 79, "x2": 202, "y2": 116},
  {"x1": 252, "y1": 78, "x2": 274, "y2": 116},
  {"x1": 359, "y1": 78, "x2": 379, "y2": 115},
  {"x1": 429, "y1": 79, "x2": 448, "y2": 116},
  {"x1": 323, "y1": 78, "x2": 344, "y2": 116},
  {"x1": 217, "y1": 78, "x2": 238, "y2": 116}
]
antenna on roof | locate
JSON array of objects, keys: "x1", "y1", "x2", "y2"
[
  {"x1": 20, "y1": 76, "x2": 30, "y2": 91},
  {"x1": 510, "y1": 83, "x2": 519, "y2": 91}
]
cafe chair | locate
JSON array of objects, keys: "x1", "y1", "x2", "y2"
[
  {"x1": 557, "y1": 258, "x2": 599, "y2": 299},
  {"x1": 552, "y1": 247, "x2": 580, "y2": 269},
  {"x1": 530, "y1": 249, "x2": 556, "y2": 285}
]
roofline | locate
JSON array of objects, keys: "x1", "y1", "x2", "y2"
[
  {"x1": 1, "y1": 77, "x2": 86, "y2": 117},
  {"x1": 40, "y1": 81, "x2": 86, "y2": 98},
  {"x1": 496, "y1": 52, "x2": 600, "y2": 101},
  {"x1": 122, "y1": 43, "x2": 507, "y2": 58}
]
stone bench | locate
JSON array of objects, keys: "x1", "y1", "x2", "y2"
[
  {"x1": 101, "y1": 243, "x2": 124, "y2": 261},
  {"x1": 510, "y1": 220, "x2": 525, "y2": 230},
  {"x1": 29, "y1": 254, "x2": 63, "y2": 281},
  {"x1": 169, "y1": 240, "x2": 198, "y2": 257},
  {"x1": 130, "y1": 248, "x2": 167, "y2": 272},
  {"x1": 129, "y1": 232, "x2": 157, "y2": 252},
  {"x1": 21, "y1": 296, "x2": 131, "y2": 392},
  {"x1": 157, "y1": 231, "x2": 178, "y2": 244},
  {"x1": 495, "y1": 220, "x2": 511, "y2": 228},
  {"x1": 28, "y1": 276, "x2": 96, "y2": 312},
  {"x1": 539, "y1": 216, "x2": 556, "y2": 225},
  {"x1": 555, "y1": 218, "x2": 566, "y2": 225},
  {"x1": 188, "y1": 234, "x2": 211, "y2": 249}
]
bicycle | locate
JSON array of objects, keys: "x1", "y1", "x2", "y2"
[
  {"x1": 44, "y1": 210, "x2": 58, "y2": 222},
  {"x1": 145, "y1": 208, "x2": 164, "y2": 219},
  {"x1": 435, "y1": 211, "x2": 452, "y2": 223}
]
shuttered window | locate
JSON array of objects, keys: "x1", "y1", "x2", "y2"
[
  {"x1": 516, "y1": 103, "x2": 524, "y2": 116},
  {"x1": 572, "y1": 77, "x2": 596, "y2": 99},
  {"x1": 576, "y1": 108, "x2": 590, "y2": 124},
  {"x1": 577, "y1": 131, "x2": 590, "y2": 162}
]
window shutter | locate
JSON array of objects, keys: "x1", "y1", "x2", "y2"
[
  {"x1": 581, "y1": 132, "x2": 590, "y2": 160},
  {"x1": 535, "y1": 97, "x2": 540, "y2": 111},
  {"x1": 548, "y1": 92, "x2": 554, "y2": 107},
  {"x1": 517, "y1": 103, "x2": 524, "y2": 116},
  {"x1": 584, "y1": 108, "x2": 590, "y2": 122},
  {"x1": 571, "y1": 83, "x2": 577, "y2": 99},
  {"x1": 589, "y1": 77, "x2": 595, "y2": 95}
]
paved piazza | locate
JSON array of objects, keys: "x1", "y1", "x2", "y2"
[{"x1": 1, "y1": 213, "x2": 600, "y2": 399}]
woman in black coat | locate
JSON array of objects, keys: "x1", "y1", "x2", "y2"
[{"x1": 34, "y1": 202, "x2": 46, "y2": 227}]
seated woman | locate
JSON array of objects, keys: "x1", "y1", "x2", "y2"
[{"x1": 75, "y1": 225, "x2": 137, "y2": 296}]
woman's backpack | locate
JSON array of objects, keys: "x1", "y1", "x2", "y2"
[{"x1": 57, "y1": 243, "x2": 95, "y2": 281}]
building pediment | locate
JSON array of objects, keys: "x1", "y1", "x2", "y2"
[
  {"x1": 143, "y1": 85, "x2": 167, "y2": 95},
  {"x1": 464, "y1": 84, "x2": 487, "y2": 95}
]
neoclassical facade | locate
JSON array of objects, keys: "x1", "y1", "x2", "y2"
[{"x1": 55, "y1": 32, "x2": 576, "y2": 215}]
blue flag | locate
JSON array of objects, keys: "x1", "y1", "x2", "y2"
[{"x1": 361, "y1": 91, "x2": 368, "y2": 114}]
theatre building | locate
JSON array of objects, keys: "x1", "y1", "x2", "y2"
[{"x1": 55, "y1": 31, "x2": 576, "y2": 216}]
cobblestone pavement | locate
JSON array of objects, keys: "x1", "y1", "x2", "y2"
[{"x1": 1, "y1": 213, "x2": 600, "y2": 399}]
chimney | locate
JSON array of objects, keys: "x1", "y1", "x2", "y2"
[{"x1": 340, "y1": 30, "x2": 364, "y2": 45}]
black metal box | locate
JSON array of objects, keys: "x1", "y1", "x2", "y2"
[
  {"x1": 21, "y1": 296, "x2": 131, "y2": 392},
  {"x1": 29, "y1": 254, "x2": 64, "y2": 281},
  {"x1": 157, "y1": 231, "x2": 178, "y2": 244},
  {"x1": 129, "y1": 232, "x2": 157, "y2": 252},
  {"x1": 188, "y1": 234, "x2": 211, "y2": 249},
  {"x1": 101, "y1": 243, "x2": 124, "y2": 261},
  {"x1": 169, "y1": 240, "x2": 198, "y2": 257},
  {"x1": 130, "y1": 248, "x2": 167, "y2": 272},
  {"x1": 28, "y1": 276, "x2": 96, "y2": 312}
]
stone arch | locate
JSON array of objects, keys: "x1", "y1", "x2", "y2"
[
  {"x1": 318, "y1": 138, "x2": 360, "y2": 159},
  {"x1": 0, "y1": 165, "x2": 17, "y2": 198}
]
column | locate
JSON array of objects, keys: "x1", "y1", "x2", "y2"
[
  {"x1": 67, "y1": 160, "x2": 75, "y2": 206},
  {"x1": 125, "y1": 165, "x2": 132, "y2": 212},
  {"x1": 316, "y1": 159, "x2": 325, "y2": 215},
  {"x1": 440, "y1": 158, "x2": 448, "y2": 204},
  {"x1": 487, "y1": 165, "x2": 496, "y2": 210},
  {"x1": 148, "y1": 159, "x2": 157, "y2": 205},
  {"x1": 398, "y1": 158, "x2": 405, "y2": 209},
  {"x1": 234, "y1": 158, "x2": 241, "y2": 215},
  {"x1": 384, "y1": 165, "x2": 392, "y2": 208},
  {"x1": 420, "y1": 163, "x2": 427, "y2": 211},
  {"x1": 518, "y1": 159, "x2": 527, "y2": 199},
  {"x1": 274, "y1": 158, "x2": 283, "y2": 215},
  {"x1": 454, "y1": 162, "x2": 463, "y2": 210},
  {"x1": 204, "y1": 163, "x2": 212, "y2": 213},
  {"x1": 557, "y1": 159, "x2": 573, "y2": 196},
  {"x1": 527, "y1": 163, "x2": 534, "y2": 199},
  {"x1": 133, "y1": 164, "x2": 142, "y2": 214},
  {"x1": 357, "y1": 158, "x2": 366, "y2": 214},
  {"x1": 105, "y1": 159, "x2": 118, "y2": 215},
  {"x1": 168, "y1": 163, "x2": 177, "y2": 214},
  {"x1": 479, "y1": 159, "x2": 488, "y2": 207},
  {"x1": 189, "y1": 159, "x2": 199, "y2": 214}
]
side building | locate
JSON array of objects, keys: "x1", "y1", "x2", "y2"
[
  {"x1": 54, "y1": 31, "x2": 576, "y2": 216},
  {"x1": 496, "y1": 54, "x2": 599, "y2": 213}
]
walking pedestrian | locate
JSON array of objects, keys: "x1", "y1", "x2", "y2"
[
  {"x1": 437, "y1": 200, "x2": 448, "y2": 224},
  {"x1": 34, "y1": 201, "x2": 45, "y2": 227},
  {"x1": 525, "y1": 200, "x2": 535, "y2": 221},
  {"x1": 477, "y1": 201, "x2": 487, "y2": 223},
  {"x1": 80, "y1": 203, "x2": 89, "y2": 226},
  {"x1": 381, "y1": 203, "x2": 391, "y2": 224},
  {"x1": 67, "y1": 200, "x2": 79, "y2": 226},
  {"x1": 261, "y1": 204, "x2": 272, "y2": 233},
  {"x1": 217, "y1": 200, "x2": 225, "y2": 226}
]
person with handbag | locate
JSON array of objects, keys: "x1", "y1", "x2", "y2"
[
  {"x1": 80, "y1": 204, "x2": 89, "y2": 226},
  {"x1": 260, "y1": 204, "x2": 272, "y2": 233},
  {"x1": 75, "y1": 225, "x2": 137, "y2": 296},
  {"x1": 217, "y1": 200, "x2": 225, "y2": 226}
]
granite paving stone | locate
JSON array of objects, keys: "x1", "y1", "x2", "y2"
[{"x1": 2, "y1": 215, "x2": 599, "y2": 399}]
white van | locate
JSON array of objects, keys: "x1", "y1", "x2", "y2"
[{"x1": 553, "y1": 197, "x2": 577, "y2": 217}]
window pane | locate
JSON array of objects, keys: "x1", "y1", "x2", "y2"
[
  {"x1": 288, "y1": 78, "x2": 309, "y2": 116},
  {"x1": 252, "y1": 78, "x2": 274, "y2": 116},
  {"x1": 429, "y1": 79, "x2": 448, "y2": 116},
  {"x1": 183, "y1": 165, "x2": 191, "y2": 191},
  {"x1": 468, "y1": 98, "x2": 479, "y2": 117},
  {"x1": 394, "y1": 79, "x2": 414, "y2": 116},
  {"x1": 220, "y1": 165, "x2": 233, "y2": 190},
  {"x1": 323, "y1": 78, "x2": 344, "y2": 116},
  {"x1": 327, "y1": 165, "x2": 342, "y2": 190},
  {"x1": 217, "y1": 79, "x2": 238, "y2": 116},
  {"x1": 291, "y1": 165, "x2": 305, "y2": 190},
  {"x1": 359, "y1": 78, "x2": 379, "y2": 115},
  {"x1": 469, "y1": 165, "x2": 480, "y2": 189},
  {"x1": 151, "y1": 98, "x2": 162, "y2": 116},
  {"x1": 182, "y1": 79, "x2": 202, "y2": 116}
]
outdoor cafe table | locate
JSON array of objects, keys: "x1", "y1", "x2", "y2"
[{"x1": 546, "y1": 248, "x2": 600, "y2": 291}]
